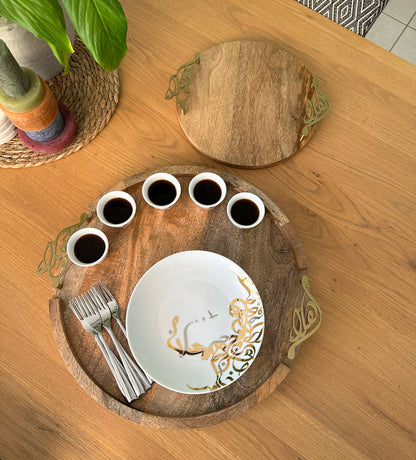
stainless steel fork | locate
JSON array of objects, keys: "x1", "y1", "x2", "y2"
[
  {"x1": 68, "y1": 298, "x2": 137, "y2": 403},
  {"x1": 85, "y1": 289, "x2": 151, "y2": 395},
  {"x1": 97, "y1": 280, "x2": 127, "y2": 335},
  {"x1": 96, "y1": 281, "x2": 153, "y2": 383}
]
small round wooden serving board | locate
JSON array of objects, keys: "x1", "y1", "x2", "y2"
[
  {"x1": 49, "y1": 165, "x2": 309, "y2": 429},
  {"x1": 177, "y1": 41, "x2": 315, "y2": 168}
]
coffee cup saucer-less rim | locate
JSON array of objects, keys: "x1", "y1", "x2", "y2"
[
  {"x1": 96, "y1": 190, "x2": 137, "y2": 228},
  {"x1": 142, "y1": 172, "x2": 181, "y2": 209},
  {"x1": 188, "y1": 172, "x2": 227, "y2": 208},
  {"x1": 67, "y1": 228, "x2": 109, "y2": 267},
  {"x1": 226, "y1": 192, "x2": 265, "y2": 229}
]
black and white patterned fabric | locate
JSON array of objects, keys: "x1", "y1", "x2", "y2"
[{"x1": 295, "y1": 0, "x2": 390, "y2": 36}]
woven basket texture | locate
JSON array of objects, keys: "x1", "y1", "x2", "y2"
[{"x1": 0, "y1": 37, "x2": 120, "y2": 168}]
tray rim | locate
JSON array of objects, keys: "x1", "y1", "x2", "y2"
[{"x1": 49, "y1": 164, "x2": 309, "y2": 428}]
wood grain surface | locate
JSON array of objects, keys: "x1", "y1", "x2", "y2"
[
  {"x1": 177, "y1": 40, "x2": 316, "y2": 168},
  {"x1": 0, "y1": 0, "x2": 416, "y2": 458},
  {"x1": 49, "y1": 165, "x2": 307, "y2": 428}
]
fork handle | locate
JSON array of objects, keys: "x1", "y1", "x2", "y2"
[
  {"x1": 94, "y1": 334, "x2": 136, "y2": 403},
  {"x1": 115, "y1": 317, "x2": 127, "y2": 337},
  {"x1": 96, "y1": 334, "x2": 138, "y2": 400},
  {"x1": 104, "y1": 326, "x2": 147, "y2": 396},
  {"x1": 123, "y1": 350, "x2": 153, "y2": 387},
  {"x1": 114, "y1": 317, "x2": 153, "y2": 385}
]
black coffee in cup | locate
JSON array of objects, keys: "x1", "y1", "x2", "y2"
[
  {"x1": 193, "y1": 179, "x2": 222, "y2": 206},
  {"x1": 74, "y1": 234, "x2": 106, "y2": 264},
  {"x1": 148, "y1": 180, "x2": 177, "y2": 206},
  {"x1": 230, "y1": 199, "x2": 260, "y2": 226},
  {"x1": 103, "y1": 197, "x2": 133, "y2": 225}
]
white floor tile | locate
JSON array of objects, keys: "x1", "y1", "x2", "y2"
[
  {"x1": 409, "y1": 12, "x2": 416, "y2": 28},
  {"x1": 366, "y1": 13, "x2": 406, "y2": 50},
  {"x1": 383, "y1": 0, "x2": 416, "y2": 24},
  {"x1": 391, "y1": 27, "x2": 416, "y2": 63}
]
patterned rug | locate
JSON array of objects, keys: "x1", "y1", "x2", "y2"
[{"x1": 296, "y1": 0, "x2": 390, "y2": 36}]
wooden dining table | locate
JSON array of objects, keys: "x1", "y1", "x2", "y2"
[{"x1": 1, "y1": 0, "x2": 415, "y2": 458}]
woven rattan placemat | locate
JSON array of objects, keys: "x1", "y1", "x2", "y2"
[{"x1": 0, "y1": 37, "x2": 120, "y2": 168}]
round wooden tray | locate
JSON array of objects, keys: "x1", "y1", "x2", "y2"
[
  {"x1": 170, "y1": 41, "x2": 329, "y2": 169},
  {"x1": 49, "y1": 165, "x2": 311, "y2": 429}
]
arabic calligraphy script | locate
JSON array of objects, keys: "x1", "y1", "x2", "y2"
[
  {"x1": 300, "y1": 77, "x2": 330, "y2": 141},
  {"x1": 36, "y1": 213, "x2": 88, "y2": 288},
  {"x1": 167, "y1": 275, "x2": 264, "y2": 392},
  {"x1": 287, "y1": 275, "x2": 322, "y2": 359},
  {"x1": 165, "y1": 52, "x2": 201, "y2": 115}
]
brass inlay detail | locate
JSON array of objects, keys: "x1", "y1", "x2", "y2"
[
  {"x1": 287, "y1": 275, "x2": 322, "y2": 359},
  {"x1": 165, "y1": 52, "x2": 201, "y2": 115},
  {"x1": 300, "y1": 77, "x2": 330, "y2": 141},
  {"x1": 167, "y1": 275, "x2": 264, "y2": 392},
  {"x1": 36, "y1": 213, "x2": 88, "y2": 289}
]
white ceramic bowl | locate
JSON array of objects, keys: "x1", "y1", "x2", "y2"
[{"x1": 126, "y1": 250, "x2": 264, "y2": 394}]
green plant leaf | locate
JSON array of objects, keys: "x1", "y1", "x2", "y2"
[
  {"x1": 48, "y1": 43, "x2": 70, "y2": 75},
  {"x1": 61, "y1": 0, "x2": 127, "y2": 71},
  {"x1": 0, "y1": 0, "x2": 74, "y2": 73}
]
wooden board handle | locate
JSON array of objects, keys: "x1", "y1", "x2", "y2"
[{"x1": 165, "y1": 52, "x2": 201, "y2": 115}]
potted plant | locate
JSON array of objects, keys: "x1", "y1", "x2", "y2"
[{"x1": 0, "y1": 0, "x2": 127, "y2": 77}]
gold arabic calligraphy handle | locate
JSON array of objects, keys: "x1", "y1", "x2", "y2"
[
  {"x1": 287, "y1": 275, "x2": 322, "y2": 359},
  {"x1": 36, "y1": 213, "x2": 88, "y2": 289},
  {"x1": 165, "y1": 52, "x2": 201, "y2": 115},
  {"x1": 300, "y1": 77, "x2": 330, "y2": 141}
]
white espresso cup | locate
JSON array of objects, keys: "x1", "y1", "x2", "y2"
[
  {"x1": 67, "y1": 228, "x2": 109, "y2": 267},
  {"x1": 188, "y1": 172, "x2": 227, "y2": 209},
  {"x1": 96, "y1": 190, "x2": 136, "y2": 228},
  {"x1": 142, "y1": 173, "x2": 181, "y2": 209},
  {"x1": 227, "y1": 192, "x2": 265, "y2": 229}
]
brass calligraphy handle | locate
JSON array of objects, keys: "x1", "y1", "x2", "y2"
[
  {"x1": 300, "y1": 77, "x2": 330, "y2": 141},
  {"x1": 36, "y1": 213, "x2": 88, "y2": 288},
  {"x1": 165, "y1": 52, "x2": 200, "y2": 115},
  {"x1": 287, "y1": 275, "x2": 322, "y2": 359}
]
